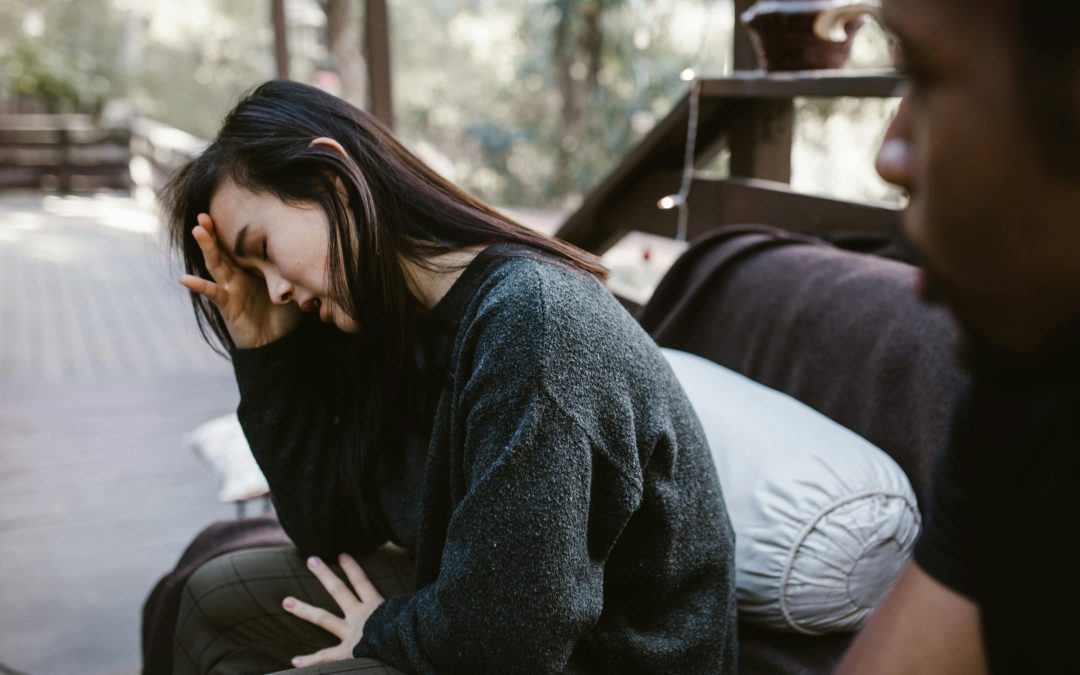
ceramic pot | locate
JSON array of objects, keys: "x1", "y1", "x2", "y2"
[{"x1": 740, "y1": 0, "x2": 880, "y2": 71}]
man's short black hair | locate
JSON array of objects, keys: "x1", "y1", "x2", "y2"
[{"x1": 1013, "y1": 2, "x2": 1080, "y2": 176}]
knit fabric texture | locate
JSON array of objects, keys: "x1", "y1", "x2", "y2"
[{"x1": 231, "y1": 245, "x2": 737, "y2": 674}]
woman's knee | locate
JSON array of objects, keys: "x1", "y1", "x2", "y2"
[{"x1": 175, "y1": 546, "x2": 329, "y2": 674}]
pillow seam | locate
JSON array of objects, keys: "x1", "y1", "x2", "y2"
[{"x1": 779, "y1": 490, "x2": 921, "y2": 634}]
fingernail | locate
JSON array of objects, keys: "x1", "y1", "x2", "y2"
[
  {"x1": 292, "y1": 657, "x2": 303, "y2": 667},
  {"x1": 307, "y1": 556, "x2": 321, "y2": 569},
  {"x1": 283, "y1": 597, "x2": 296, "y2": 609}
]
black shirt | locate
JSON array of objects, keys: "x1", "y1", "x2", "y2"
[{"x1": 914, "y1": 318, "x2": 1080, "y2": 672}]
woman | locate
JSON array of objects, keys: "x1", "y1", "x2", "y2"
[{"x1": 162, "y1": 79, "x2": 736, "y2": 674}]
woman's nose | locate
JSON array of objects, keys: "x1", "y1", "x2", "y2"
[
  {"x1": 266, "y1": 274, "x2": 294, "y2": 305},
  {"x1": 875, "y1": 95, "x2": 913, "y2": 189}
]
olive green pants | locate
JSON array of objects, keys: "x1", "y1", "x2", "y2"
[{"x1": 174, "y1": 545, "x2": 414, "y2": 675}]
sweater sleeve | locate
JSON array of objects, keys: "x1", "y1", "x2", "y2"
[
  {"x1": 354, "y1": 278, "x2": 644, "y2": 673},
  {"x1": 232, "y1": 317, "x2": 387, "y2": 557}
]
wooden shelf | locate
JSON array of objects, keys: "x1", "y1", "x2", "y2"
[{"x1": 699, "y1": 70, "x2": 904, "y2": 99}]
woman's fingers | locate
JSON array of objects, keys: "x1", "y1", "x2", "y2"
[
  {"x1": 340, "y1": 554, "x2": 382, "y2": 604},
  {"x1": 179, "y1": 274, "x2": 228, "y2": 307},
  {"x1": 282, "y1": 595, "x2": 346, "y2": 637},
  {"x1": 307, "y1": 557, "x2": 363, "y2": 613},
  {"x1": 192, "y1": 213, "x2": 234, "y2": 283}
]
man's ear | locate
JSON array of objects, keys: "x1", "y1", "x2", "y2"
[{"x1": 310, "y1": 136, "x2": 348, "y2": 157}]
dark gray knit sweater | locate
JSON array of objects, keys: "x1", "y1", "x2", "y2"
[{"x1": 232, "y1": 245, "x2": 737, "y2": 674}]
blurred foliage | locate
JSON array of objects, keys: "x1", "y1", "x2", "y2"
[
  {"x1": 0, "y1": 0, "x2": 897, "y2": 208},
  {"x1": 391, "y1": 0, "x2": 731, "y2": 208},
  {"x1": 1, "y1": 36, "x2": 88, "y2": 113},
  {"x1": 0, "y1": 0, "x2": 124, "y2": 113}
]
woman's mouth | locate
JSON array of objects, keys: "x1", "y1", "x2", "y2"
[{"x1": 300, "y1": 298, "x2": 322, "y2": 314}]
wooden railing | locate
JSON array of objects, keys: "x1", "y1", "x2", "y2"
[
  {"x1": 0, "y1": 113, "x2": 207, "y2": 195},
  {"x1": 556, "y1": 0, "x2": 907, "y2": 308},
  {"x1": 556, "y1": 72, "x2": 905, "y2": 255},
  {"x1": 128, "y1": 117, "x2": 207, "y2": 194},
  {"x1": 0, "y1": 114, "x2": 132, "y2": 192}
]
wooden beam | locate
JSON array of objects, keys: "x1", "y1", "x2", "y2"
[
  {"x1": 364, "y1": 0, "x2": 394, "y2": 129},
  {"x1": 709, "y1": 176, "x2": 901, "y2": 235},
  {"x1": 572, "y1": 171, "x2": 901, "y2": 256},
  {"x1": 728, "y1": 99, "x2": 793, "y2": 182},
  {"x1": 733, "y1": 0, "x2": 760, "y2": 71},
  {"x1": 699, "y1": 71, "x2": 904, "y2": 98},
  {"x1": 271, "y1": 0, "x2": 289, "y2": 80}
]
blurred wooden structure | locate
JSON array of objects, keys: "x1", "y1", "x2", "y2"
[
  {"x1": 557, "y1": 0, "x2": 905, "y2": 260},
  {"x1": 270, "y1": 0, "x2": 394, "y2": 128},
  {"x1": 363, "y1": 0, "x2": 394, "y2": 129},
  {"x1": 0, "y1": 114, "x2": 131, "y2": 192}
]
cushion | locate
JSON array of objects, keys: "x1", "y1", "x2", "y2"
[
  {"x1": 663, "y1": 348, "x2": 920, "y2": 634},
  {"x1": 186, "y1": 414, "x2": 269, "y2": 503}
]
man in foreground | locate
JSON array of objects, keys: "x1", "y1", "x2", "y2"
[{"x1": 838, "y1": 0, "x2": 1080, "y2": 672}]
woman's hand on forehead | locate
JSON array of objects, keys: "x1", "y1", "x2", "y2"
[{"x1": 180, "y1": 212, "x2": 301, "y2": 349}]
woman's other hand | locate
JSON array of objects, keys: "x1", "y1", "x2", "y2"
[
  {"x1": 283, "y1": 554, "x2": 385, "y2": 668},
  {"x1": 180, "y1": 212, "x2": 301, "y2": 349}
]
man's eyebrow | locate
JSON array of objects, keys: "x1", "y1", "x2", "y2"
[{"x1": 232, "y1": 224, "x2": 250, "y2": 259}]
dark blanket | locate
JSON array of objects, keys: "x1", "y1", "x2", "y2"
[
  {"x1": 638, "y1": 225, "x2": 967, "y2": 674},
  {"x1": 141, "y1": 515, "x2": 291, "y2": 675},
  {"x1": 639, "y1": 224, "x2": 965, "y2": 505}
]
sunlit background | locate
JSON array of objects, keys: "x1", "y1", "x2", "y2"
[{"x1": 1, "y1": 0, "x2": 900, "y2": 210}]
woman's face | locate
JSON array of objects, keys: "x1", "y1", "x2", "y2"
[{"x1": 208, "y1": 178, "x2": 361, "y2": 333}]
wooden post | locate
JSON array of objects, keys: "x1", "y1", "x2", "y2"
[
  {"x1": 58, "y1": 125, "x2": 72, "y2": 193},
  {"x1": 364, "y1": 0, "x2": 394, "y2": 129},
  {"x1": 727, "y1": 0, "x2": 793, "y2": 182},
  {"x1": 272, "y1": 0, "x2": 290, "y2": 80},
  {"x1": 733, "y1": 0, "x2": 759, "y2": 71}
]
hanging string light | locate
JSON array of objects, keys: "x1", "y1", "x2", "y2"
[
  {"x1": 657, "y1": 78, "x2": 701, "y2": 242},
  {"x1": 656, "y1": 1, "x2": 716, "y2": 242}
]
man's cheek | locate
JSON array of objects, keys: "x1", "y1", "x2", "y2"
[{"x1": 900, "y1": 198, "x2": 930, "y2": 256}]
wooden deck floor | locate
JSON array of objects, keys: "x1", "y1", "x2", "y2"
[{"x1": 0, "y1": 192, "x2": 238, "y2": 675}]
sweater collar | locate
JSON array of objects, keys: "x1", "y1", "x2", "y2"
[{"x1": 420, "y1": 242, "x2": 536, "y2": 327}]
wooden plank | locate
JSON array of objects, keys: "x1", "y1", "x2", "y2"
[
  {"x1": 710, "y1": 176, "x2": 901, "y2": 234},
  {"x1": 571, "y1": 170, "x2": 900, "y2": 257},
  {"x1": 0, "y1": 246, "x2": 16, "y2": 377},
  {"x1": 68, "y1": 253, "x2": 122, "y2": 378},
  {"x1": 120, "y1": 259, "x2": 186, "y2": 374},
  {"x1": 700, "y1": 71, "x2": 905, "y2": 98}
]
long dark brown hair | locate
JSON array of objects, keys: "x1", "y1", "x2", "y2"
[{"x1": 161, "y1": 79, "x2": 606, "y2": 541}]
